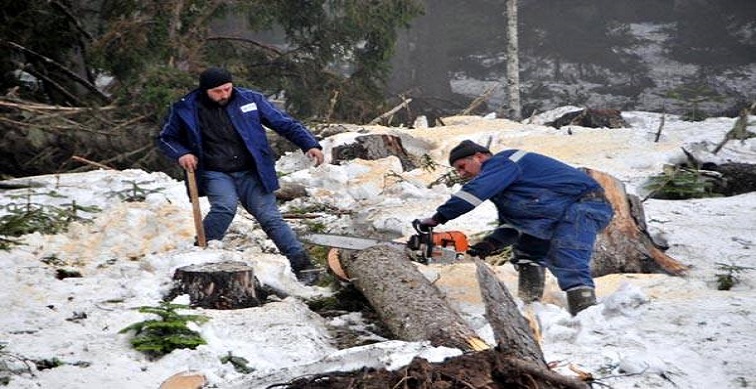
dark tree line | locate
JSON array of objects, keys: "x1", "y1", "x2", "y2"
[
  {"x1": 0, "y1": 0, "x2": 423, "y2": 178},
  {"x1": 389, "y1": 0, "x2": 756, "y2": 118}
]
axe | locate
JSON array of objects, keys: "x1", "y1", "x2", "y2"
[{"x1": 186, "y1": 170, "x2": 206, "y2": 248}]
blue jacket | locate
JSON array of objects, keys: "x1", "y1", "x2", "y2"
[
  {"x1": 157, "y1": 87, "x2": 321, "y2": 194},
  {"x1": 433, "y1": 150, "x2": 604, "y2": 240}
]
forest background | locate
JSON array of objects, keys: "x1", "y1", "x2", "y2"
[{"x1": 1, "y1": 0, "x2": 755, "y2": 179}]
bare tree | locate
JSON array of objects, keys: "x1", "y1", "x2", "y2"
[{"x1": 502, "y1": 0, "x2": 522, "y2": 121}]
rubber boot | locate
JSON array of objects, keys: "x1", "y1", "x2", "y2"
[
  {"x1": 518, "y1": 265, "x2": 545, "y2": 303},
  {"x1": 566, "y1": 287, "x2": 597, "y2": 316}
]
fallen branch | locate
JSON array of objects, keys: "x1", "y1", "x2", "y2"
[
  {"x1": 71, "y1": 155, "x2": 115, "y2": 170},
  {"x1": 654, "y1": 112, "x2": 665, "y2": 143},
  {"x1": 369, "y1": 98, "x2": 412, "y2": 125},
  {"x1": 0, "y1": 98, "x2": 115, "y2": 112},
  {"x1": 460, "y1": 85, "x2": 497, "y2": 116},
  {"x1": 713, "y1": 102, "x2": 755, "y2": 154},
  {"x1": 0, "y1": 39, "x2": 111, "y2": 103},
  {"x1": 20, "y1": 64, "x2": 83, "y2": 106}
]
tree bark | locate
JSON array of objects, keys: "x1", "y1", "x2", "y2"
[
  {"x1": 587, "y1": 169, "x2": 689, "y2": 276},
  {"x1": 475, "y1": 259, "x2": 545, "y2": 367},
  {"x1": 169, "y1": 261, "x2": 261, "y2": 309},
  {"x1": 282, "y1": 248, "x2": 588, "y2": 389},
  {"x1": 339, "y1": 245, "x2": 488, "y2": 351},
  {"x1": 331, "y1": 134, "x2": 417, "y2": 171},
  {"x1": 503, "y1": 0, "x2": 521, "y2": 121}
]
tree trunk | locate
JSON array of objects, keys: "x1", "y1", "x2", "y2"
[
  {"x1": 279, "y1": 248, "x2": 589, "y2": 389},
  {"x1": 169, "y1": 261, "x2": 262, "y2": 309},
  {"x1": 587, "y1": 169, "x2": 689, "y2": 276},
  {"x1": 503, "y1": 0, "x2": 521, "y2": 121},
  {"x1": 475, "y1": 259, "x2": 545, "y2": 367},
  {"x1": 339, "y1": 245, "x2": 488, "y2": 351}
]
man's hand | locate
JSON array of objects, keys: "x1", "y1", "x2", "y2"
[
  {"x1": 415, "y1": 217, "x2": 439, "y2": 232},
  {"x1": 305, "y1": 148, "x2": 324, "y2": 167},
  {"x1": 178, "y1": 154, "x2": 198, "y2": 171},
  {"x1": 467, "y1": 239, "x2": 499, "y2": 259}
]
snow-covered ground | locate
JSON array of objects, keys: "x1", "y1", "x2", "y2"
[{"x1": 1, "y1": 108, "x2": 754, "y2": 388}]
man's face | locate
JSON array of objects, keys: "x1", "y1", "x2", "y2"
[
  {"x1": 206, "y1": 82, "x2": 233, "y2": 106},
  {"x1": 452, "y1": 154, "x2": 483, "y2": 180}
]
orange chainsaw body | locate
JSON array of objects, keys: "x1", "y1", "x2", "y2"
[{"x1": 428, "y1": 230, "x2": 469, "y2": 253}]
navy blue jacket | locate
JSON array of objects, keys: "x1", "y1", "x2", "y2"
[
  {"x1": 157, "y1": 87, "x2": 321, "y2": 194},
  {"x1": 433, "y1": 150, "x2": 603, "y2": 240}
]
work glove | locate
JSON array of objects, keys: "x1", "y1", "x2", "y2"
[
  {"x1": 414, "y1": 217, "x2": 439, "y2": 232},
  {"x1": 467, "y1": 238, "x2": 504, "y2": 259}
]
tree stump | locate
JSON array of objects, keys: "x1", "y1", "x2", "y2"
[
  {"x1": 547, "y1": 108, "x2": 629, "y2": 129},
  {"x1": 170, "y1": 261, "x2": 261, "y2": 309},
  {"x1": 340, "y1": 245, "x2": 488, "y2": 351},
  {"x1": 331, "y1": 134, "x2": 417, "y2": 171},
  {"x1": 586, "y1": 169, "x2": 689, "y2": 276}
]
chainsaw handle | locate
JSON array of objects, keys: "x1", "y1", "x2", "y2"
[
  {"x1": 412, "y1": 219, "x2": 432, "y2": 234},
  {"x1": 411, "y1": 219, "x2": 434, "y2": 260}
]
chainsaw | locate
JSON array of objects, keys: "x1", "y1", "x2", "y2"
[{"x1": 301, "y1": 219, "x2": 469, "y2": 265}]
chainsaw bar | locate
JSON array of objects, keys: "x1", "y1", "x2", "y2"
[{"x1": 300, "y1": 233, "x2": 406, "y2": 251}]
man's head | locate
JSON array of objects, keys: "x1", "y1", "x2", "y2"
[
  {"x1": 199, "y1": 67, "x2": 233, "y2": 105},
  {"x1": 448, "y1": 140, "x2": 492, "y2": 179}
]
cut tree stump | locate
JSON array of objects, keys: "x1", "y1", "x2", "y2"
[
  {"x1": 170, "y1": 261, "x2": 261, "y2": 309},
  {"x1": 159, "y1": 371, "x2": 206, "y2": 389},
  {"x1": 586, "y1": 168, "x2": 689, "y2": 276},
  {"x1": 340, "y1": 245, "x2": 488, "y2": 351},
  {"x1": 331, "y1": 134, "x2": 417, "y2": 171},
  {"x1": 547, "y1": 108, "x2": 629, "y2": 129}
]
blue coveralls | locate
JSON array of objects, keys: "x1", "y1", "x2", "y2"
[{"x1": 433, "y1": 150, "x2": 614, "y2": 290}]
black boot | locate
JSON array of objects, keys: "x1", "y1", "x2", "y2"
[
  {"x1": 518, "y1": 265, "x2": 545, "y2": 303},
  {"x1": 566, "y1": 287, "x2": 596, "y2": 316}
]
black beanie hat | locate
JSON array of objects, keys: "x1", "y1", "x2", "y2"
[
  {"x1": 448, "y1": 140, "x2": 491, "y2": 165},
  {"x1": 199, "y1": 67, "x2": 233, "y2": 91}
]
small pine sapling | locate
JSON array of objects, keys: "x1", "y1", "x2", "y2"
[{"x1": 120, "y1": 302, "x2": 209, "y2": 359}]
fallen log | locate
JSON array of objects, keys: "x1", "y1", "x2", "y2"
[
  {"x1": 339, "y1": 244, "x2": 488, "y2": 351},
  {"x1": 586, "y1": 168, "x2": 689, "y2": 276},
  {"x1": 475, "y1": 259, "x2": 545, "y2": 366},
  {"x1": 269, "y1": 249, "x2": 588, "y2": 389}
]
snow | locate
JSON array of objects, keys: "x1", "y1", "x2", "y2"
[{"x1": 1, "y1": 108, "x2": 755, "y2": 388}]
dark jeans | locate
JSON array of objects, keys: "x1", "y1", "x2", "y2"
[{"x1": 200, "y1": 170, "x2": 309, "y2": 269}]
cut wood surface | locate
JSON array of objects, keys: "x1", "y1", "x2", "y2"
[
  {"x1": 170, "y1": 261, "x2": 260, "y2": 309},
  {"x1": 587, "y1": 169, "x2": 689, "y2": 276},
  {"x1": 340, "y1": 245, "x2": 488, "y2": 351},
  {"x1": 158, "y1": 370, "x2": 206, "y2": 389}
]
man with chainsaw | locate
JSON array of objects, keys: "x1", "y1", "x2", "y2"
[
  {"x1": 417, "y1": 140, "x2": 614, "y2": 315},
  {"x1": 157, "y1": 67, "x2": 324, "y2": 285}
]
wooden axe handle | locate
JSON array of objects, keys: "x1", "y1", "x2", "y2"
[{"x1": 187, "y1": 170, "x2": 207, "y2": 248}]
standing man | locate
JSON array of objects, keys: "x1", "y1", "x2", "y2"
[
  {"x1": 418, "y1": 140, "x2": 614, "y2": 315},
  {"x1": 157, "y1": 67, "x2": 324, "y2": 285}
]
